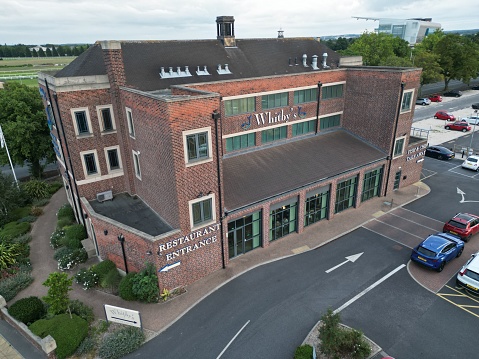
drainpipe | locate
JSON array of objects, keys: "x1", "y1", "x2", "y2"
[
  {"x1": 212, "y1": 110, "x2": 226, "y2": 269},
  {"x1": 384, "y1": 81, "x2": 406, "y2": 196},
  {"x1": 315, "y1": 81, "x2": 323, "y2": 134}
]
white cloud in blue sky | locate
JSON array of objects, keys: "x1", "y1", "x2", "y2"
[{"x1": 0, "y1": 0, "x2": 477, "y2": 45}]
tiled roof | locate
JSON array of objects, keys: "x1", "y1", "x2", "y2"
[
  {"x1": 54, "y1": 38, "x2": 339, "y2": 91},
  {"x1": 222, "y1": 130, "x2": 387, "y2": 212}
]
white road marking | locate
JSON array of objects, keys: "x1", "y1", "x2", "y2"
[{"x1": 216, "y1": 320, "x2": 250, "y2": 359}]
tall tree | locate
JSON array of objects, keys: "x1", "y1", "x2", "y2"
[
  {"x1": 43, "y1": 272, "x2": 73, "y2": 315},
  {"x1": 0, "y1": 83, "x2": 55, "y2": 178}
]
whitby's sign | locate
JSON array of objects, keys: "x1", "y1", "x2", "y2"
[
  {"x1": 241, "y1": 106, "x2": 307, "y2": 130},
  {"x1": 406, "y1": 144, "x2": 427, "y2": 162},
  {"x1": 158, "y1": 223, "x2": 220, "y2": 261}
]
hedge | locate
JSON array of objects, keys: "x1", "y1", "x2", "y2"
[
  {"x1": 0, "y1": 271, "x2": 33, "y2": 301},
  {"x1": 118, "y1": 272, "x2": 137, "y2": 301},
  {"x1": 0, "y1": 222, "x2": 31, "y2": 241},
  {"x1": 91, "y1": 260, "x2": 116, "y2": 283},
  {"x1": 98, "y1": 326, "x2": 145, "y2": 359},
  {"x1": 8, "y1": 296, "x2": 46, "y2": 325}
]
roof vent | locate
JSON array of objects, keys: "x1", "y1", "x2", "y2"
[
  {"x1": 216, "y1": 16, "x2": 236, "y2": 47},
  {"x1": 311, "y1": 55, "x2": 319, "y2": 70},
  {"x1": 278, "y1": 29, "x2": 284, "y2": 38},
  {"x1": 322, "y1": 53, "x2": 330, "y2": 68},
  {"x1": 302, "y1": 54, "x2": 308, "y2": 67},
  {"x1": 217, "y1": 64, "x2": 232, "y2": 75},
  {"x1": 196, "y1": 66, "x2": 210, "y2": 76},
  {"x1": 159, "y1": 66, "x2": 192, "y2": 79}
]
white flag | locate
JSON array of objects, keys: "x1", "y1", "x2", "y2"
[{"x1": 0, "y1": 125, "x2": 4, "y2": 149}]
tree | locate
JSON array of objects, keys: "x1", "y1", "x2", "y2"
[
  {"x1": 43, "y1": 272, "x2": 73, "y2": 315},
  {"x1": 38, "y1": 48, "x2": 45, "y2": 57},
  {"x1": 413, "y1": 51, "x2": 443, "y2": 95},
  {"x1": 0, "y1": 172, "x2": 27, "y2": 225},
  {"x1": 0, "y1": 83, "x2": 55, "y2": 178},
  {"x1": 45, "y1": 48, "x2": 52, "y2": 57}
]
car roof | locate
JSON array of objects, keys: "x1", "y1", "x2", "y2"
[
  {"x1": 421, "y1": 233, "x2": 460, "y2": 251},
  {"x1": 453, "y1": 213, "x2": 479, "y2": 223},
  {"x1": 466, "y1": 253, "x2": 479, "y2": 272},
  {"x1": 466, "y1": 155, "x2": 479, "y2": 160}
]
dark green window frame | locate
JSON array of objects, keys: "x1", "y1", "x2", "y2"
[
  {"x1": 361, "y1": 167, "x2": 383, "y2": 202},
  {"x1": 224, "y1": 97, "x2": 256, "y2": 116},
  {"x1": 320, "y1": 114, "x2": 341, "y2": 130},
  {"x1": 186, "y1": 132, "x2": 209, "y2": 161},
  {"x1": 269, "y1": 203, "x2": 297, "y2": 241},
  {"x1": 393, "y1": 137, "x2": 405, "y2": 157},
  {"x1": 322, "y1": 84, "x2": 343, "y2": 99},
  {"x1": 262, "y1": 92, "x2": 288, "y2": 110},
  {"x1": 292, "y1": 120, "x2": 316, "y2": 136},
  {"x1": 335, "y1": 176, "x2": 357, "y2": 213},
  {"x1": 227, "y1": 211, "x2": 262, "y2": 259},
  {"x1": 304, "y1": 190, "x2": 329, "y2": 227},
  {"x1": 261, "y1": 126, "x2": 287, "y2": 143},
  {"x1": 294, "y1": 88, "x2": 318, "y2": 104},
  {"x1": 225, "y1": 133, "x2": 256, "y2": 152},
  {"x1": 401, "y1": 91, "x2": 413, "y2": 112}
]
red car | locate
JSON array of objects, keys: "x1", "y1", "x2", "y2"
[
  {"x1": 445, "y1": 121, "x2": 471, "y2": 132},
  {"x1": 434, "y1": 111, "x2": 455, "y2": 121},
  {"x1": 443, "y1": 213, "x2": 479, "y2": 242},
  {"x1": 429, "y1": 95, "x2": 443, "y2": 102}
]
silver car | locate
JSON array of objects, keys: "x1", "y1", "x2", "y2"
[{"x1": 456, "y1": 252, "x2": 479, "y2": 295}]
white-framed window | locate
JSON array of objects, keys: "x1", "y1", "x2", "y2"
[
  {"x1": 71, "y1": 107, "x2": 93, "y2": 137},
  {"x1": 182, "y1": 127, "x2": 213, "y2": 167},
  {"x1": 393, "y1": 136, "x2": 406, "y2": 158},
  {"x1": 189, "y1": 193, "x2": 216, "y2": 229},
  {"x1": 126, "y1": 107, "x2": 135, "y2": 138},
  {"x1": 80, "y1": 149, "x2": 100, "y2": 178},
  {"x1": 401, "y1": 89, "x2": 415, "y2": 113},
  {"x1": 132, "y1": 150, "x2": 141, "y2": 180},
  {"x1": 104, "y1": 145, "x2": 122, "y2": 173},
  {"x1": 97, "y1": 105, "x2": 116, "y2": 133}
]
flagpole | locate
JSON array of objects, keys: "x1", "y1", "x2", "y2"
[{"x1": 0, "y1": 125, "x2": 19, "y2": 188}]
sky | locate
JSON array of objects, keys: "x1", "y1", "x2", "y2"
[{"x1": 1, "y1": 0, "x2": 477, "y2": 45}]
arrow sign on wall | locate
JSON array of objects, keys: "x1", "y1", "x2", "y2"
[
  {"x1": 159, "y1": 261, "x2": 181, "y2": 273},
  {"x1": 325, "y1": 253, "x2": 364, "y2": 273}
]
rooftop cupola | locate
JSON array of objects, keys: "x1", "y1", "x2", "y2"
[{"x1": 216, "y1": 16, "x2": 236, "y2": 47}]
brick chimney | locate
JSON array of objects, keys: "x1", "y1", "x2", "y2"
[{"x1": 216, "y1": 16, "x2": 236, "y2": 47}]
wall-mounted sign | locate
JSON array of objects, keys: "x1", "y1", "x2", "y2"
[
  {"x1": 406, "y1": 144, "x2": 427, "y2": 162},
  {"x1": 158, "y1": 223, "x2": 220, "y2": 261},
  {"x1": 104, "y1": 305, "x2": 142, "y2": 328},
  {"x1": 241, "y1": 106, "x2": 307, "y2": 130}
]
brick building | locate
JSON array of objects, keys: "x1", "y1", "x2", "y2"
[{"x1": 38, "y1": 16, "x2": 427, "y2": 290}]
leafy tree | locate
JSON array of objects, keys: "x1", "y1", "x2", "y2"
[
  {"x1": 38, "y1": 48, "x2": 45, "y2": 57},
  {"x1": 0, "y1": 82, "x2": 55, "y2": 178},
  {"x1": 42, "y1": 272, "x2": 73, "y2": 315},
  {"x1": 0, "y1": 172, "x2": 27, "y2": 225},
  {"x1": 24, "y1": 46, "x2": 32, "y2": 57},
  {"x1": 413, "y1": 51, "x2": 443, "y2": 95},
  {"x1": 45, "y1": 48, "x2": 52, "y2": 57}
]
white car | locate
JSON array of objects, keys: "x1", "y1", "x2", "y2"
[
  {"x1": 462, "y1": 115, "x2": 479, "y2": 125},
  {"x1": 462, "y1": 155, "x2": 479, "y2": 171},
  {"x1": 456, "y1": 252, "x2": 479, "y2": 295}
]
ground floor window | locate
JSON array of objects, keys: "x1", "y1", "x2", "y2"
[
  {"x1": 227, "y1": 211, "x2": 262, "y2": 259},
  {"x1": 361, "y1": 167, "x2": 383, "y2": 202},
  {"x1": 335, "y1": 176, "x2": 357, "y2": 213},
  {"x1": 394, "y1": 170, "x2": 402, "y2": 190},
  {"x1": 270, "y1": 202, "x2": 297, "y2": 241},
  {"x1": 305, "y1": 189, "x2": 329, "y2": 227}
]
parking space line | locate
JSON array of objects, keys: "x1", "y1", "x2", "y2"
[
  {"x1": 444, "y1": 285, "x2": 479, "y2": 304},
  {"x1": 436, "y1": 294, "x2": 479, "y2": 319},
  {"x1": 387, "y1": 211, "x2": 440, "y2": 232},
  {"x1": 373, "y1": 219, "x2": 424, "y2": 239},
  {"x1": 362, "y1": 226, "x2": 414, "y2": 249},
  {"x1": 394, "y1": 207, "x2": 444, "y2": 226}
]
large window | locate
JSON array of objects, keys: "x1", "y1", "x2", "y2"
[
  {"x1": 292, "y1": 120, "x2": 316, "y2": 136},
  {"x1": 97, "y1": 105, "x2": 115, "y2": 132},
  {"x1": 262, "y1": 92, "x2": 288, "y2": 110},
  {"x1": 104, "y1": 146, "x2": 122, "y2": 172},
  {"x1": 294, "y1": 88, "x2": 318, "y2": 104},
  {"x1": 224, "y1": 97, "x2": 255, "y2": 116},
  {"x1": 228, "y1": 211, "x2": 262, "y2": 259},
  {"x1": 320, "y1": 114, "x2": 341, "y2": 130},
  {"x1": 401, "y1": 90, "x2": 413, "y2": 112},
  {"x1": 362, "y1": 167, "x2": 383, "y2": 202},
  {"x1": 225, "y1": 133, "x2": 256, "y2": 152},
  {"x1": 335, "y1": 176, "x2": 357, "y2": 213},
  {"x1": 261, "y1": 126, "x2": 287, "y2": 143},
  {"x1": 322, "y1": 84, "x2": 343, "y2": 99},
  {"x1": 393, "y1": 137, "x2": 406, "y2": 158},
  {"x1": 132, "y1": 150, "x2": 141, "y2": 179},
  {"x1": 80, "y1": 150, "x2": 99, "y2": 178},
  {"x1": 269, "y1": 202, "x2": 297, "y2": 241},
  {"x1": 126, "y1": 107, "x2": 135, "y2": 137},
  {"x1": 187, "y1": 132, "x2": 209, "y2": 161},
  {"x1": 304, "y1": 189, "x2": 330, "y2": 227},
  {"x1": 189, "y1": 194, "x2": 216, "y2": 228},
  {"x1": 71, "y1": 108, "x2": 92, "y2": 136}
]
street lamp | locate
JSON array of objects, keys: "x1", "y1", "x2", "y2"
[{"x1": 117, "y1": 234, "x2": 128, "y2": 273}]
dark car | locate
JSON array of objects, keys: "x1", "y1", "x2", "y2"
[
  {"x1": 445, "y1": 121, "x2": 471, "y2": 132},
  {"x1": 434, "y1": 111, "x2": 455, "y2": 121},
  {"x1": 443, "y1": 213, "x2": 479, "y2": 242},
  {"x1": 443, "y1": 90, "x2": 463, "y2": 97},
  {"x1": 425, "y1": 146, "x2": 455, "y2": 160},
  {"x1": 410, "y1": 233, "x2": 464, "y2": 272}
]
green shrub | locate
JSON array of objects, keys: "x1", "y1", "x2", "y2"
[
  {"x1": 47, "y1": 182, "x2": 63, "y2": 195},
  {"x1": 57, "y1": 204, "x2": 74, "y2": 221},
  {"x1": 50, "y1": 228, "x2": 65, "y2": 249},
  {"x1": 15, "y1": 242, "x2": 30, "y2": 259},
  {"x1": 9, "y1": 207, "x2": 32, "y2": 222},
  {"x1": 54, "y1": 246, "x2": 73, "y2": 261},
  {"x1": 0, "y1": 271, "x2": 33, "y2": 301},
  {"x1": 131, "y1": 263, "x2": 159, "y2": 303},
  {"x1": 60, "y1": 236, "x2": 82, "y2": 249},
  {"x1": 118, "y1": 272, "x2": 137, "y2": 301},
  {"x1": 100, "y1": 268, "x2": 121, "y2": 292},
  {"x1": 75, "y1": 336, "x2": 96, "y2": 356},
  {"x1": 8, "y1": 296, "x2": 46, "y2": 325},
  {"x1": 69, "y1": 299, "x2": 95, "y2": 324},
  {"x1": 98, "y1": 326, "x2": 145, "y2": 359},
  {"x1": 57, "y1": 248, "x2": 88, "y2": 271},
  {"x1": 22, "y1": 179, "x2": 49, "y2": 199},
  {"x1": 0, "y1": 222, "x2": 31, "y2": 241},
  {"x1": 74, "y1": 268, "x2": 99, "y2": 290},
  {"x1": 17, "y1": 215, "x2": 37, "y2": 223},
  {"x1": 11, "y1": 234, "x2": 32, "y2": 245},
  {"x1": 64, "y1": 224, "x2": 87, "y2": 242},
  {"x1": 29, "y1": 314, "x2": 89, "y2": 359},
  {"x1": 56, "y1": 217, "x2": 74, "y2": 230},
  {"x1": 91, "y1": 260, "x2": 116, "y2": 282},
  {"x1": 294, "y1": 344, "x2": 313, "y2": 359},
  {"x1": 32, "y1": 198, "x2": 50, "y2": 207},
  {"x1": 0, "y1": 242, "x2": 22, "y2": 270}
]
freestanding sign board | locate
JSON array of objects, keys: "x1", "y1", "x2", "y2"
[{"x1": 104, "y1": 304, "x2": 142, "y2": 328}]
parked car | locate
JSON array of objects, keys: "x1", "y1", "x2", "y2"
[
  {"x1": 456, "y1": 252, "x2": 479, "y2": 295},
  {"x1": 462, "y1": 155, "x2": 479, "y2": 172},
  {"x1": 445, "y1": 121, "x2": 471, "y2": 132},
  {"x1": 462, "y1": 115, "x2": 479, "y2": 125},
  {"x1": 434, "y1": 111, "x2": 455, "y2": 121},
  {"x1": 415, "y1": 98, "x2": 431, "y2": 106},
  {"x1": 471, "y1": 85, "x2": 479, "y2": 90},
  {"x1": 472, "y1": 103, "x2": 479, "y2": 109},
  {"x1": 429, "y1": 95, "x2": 443, "y2": 102},
  {"x1": 425, "y1": 146, "x2": 455, "y2": 160},
  {"x1": 410, "y1": 233, "x2": 464, "y2": 272},
  {"x1": 443, "y1": 213, "x2": 479, "y2": 242},
  {"x1": 443, "y1": 90, "x2": 463, "y2": 97}
]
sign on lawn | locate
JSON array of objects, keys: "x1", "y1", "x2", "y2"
[{"x1": 104, "y1": 304, "x2": 142, "y2": 328}]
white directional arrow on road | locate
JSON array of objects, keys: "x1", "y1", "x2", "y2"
[
  {"x1": 457, "y1": 187, "x2": 479, "y2": 203},
  {"x1": 325, "y1": 252, "x2": 364, "y2": 273}
]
